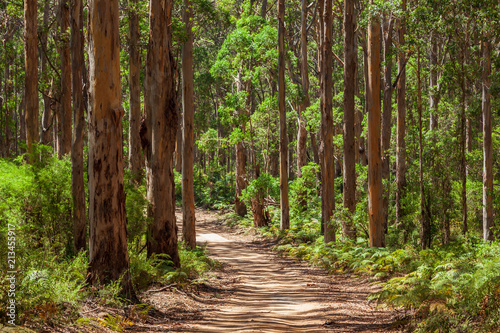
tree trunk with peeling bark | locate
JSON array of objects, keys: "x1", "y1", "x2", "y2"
[
  {"x1": 342, "y1": 0, "x2": 356, "y2": 239},
  {"x1": 367, "y1": 3, "x2": 384, "y2": 247},
  {"x1": 142, "y1": 0, "x2": 180, "y2": 267},
  {"x1": 182, "y1": 0, "x2": 196, "y2": 248},
  {"x1": 87, "y1": 0, "x2": 134, "y2": 298},
  {"x1": 71, "y1": 0, "x2": 87, "y2": 253},
  {"x1": 24, "y1": 0, "x2": 39, "y2": 160}
]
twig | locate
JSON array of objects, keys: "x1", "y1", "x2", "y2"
[
  {"x1": 147, "y1": 283, "x2": 177, "y2": 293},
  {"x1": 80, "y1": 307, "x2": 100, "y2": 315}
]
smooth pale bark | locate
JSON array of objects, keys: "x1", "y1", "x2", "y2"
[
  {"x1": 320, "y1": 0, "x2": 335, "y2": 243},
  {"x1": 342, "y1": 0, "x2": 356, "y2": 239},
  {"x1": 71, "y1": 0, "x2": 86, "y2": 252},
  {"x1": 367, "y1": 6, "x2": 384, "y2": 247},
  {"x1": 182, "y1": 0, "x2": 196, "y2": 248},
  {"x1": 395, "y1": 0, "x2": 406, "y2": 227},
  {"x1": 482, "y1": 39, "x2": 493, "y2": 241},
  {"x1": 128, "y1": 0, "x2": 142, "y2": 183},
  {"x1": 24, "y1": 0, "x2": 39, "y2": 159},
  {"x1": 87, "y1": 0, "x2": 134, "y2": 297},
  {"x1": 278, "y1": 0, "x2": 289, "y2": 230},
  {"x1": 143, "y1": 0, "x2": 180, "y2": 266},
  {"x1": 59, "y1": 0, "x2": 72, "y2": 157}
]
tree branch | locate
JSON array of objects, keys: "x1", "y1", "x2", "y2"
[{"x1": 392, "y1": 51, "x2": 412, "y2": 89}]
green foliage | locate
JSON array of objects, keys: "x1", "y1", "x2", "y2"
[
  {"x1": 370, "y1": 239, "x2": 500, "y2": 332},
  {"x1": 167, "y1": 242, "x2": 221, "y2": 285},
  {"x1": 0, "y1": 251, "x2": 89, "y2": 325},
  {"x1": 129, "y1": 241, "x2": 221, "y2": 290},
  {"x1": 0, "y1": 148, "x2": 75, "y2": 266},
  {"x1": 124, "y1": 171, "x2": 149, "y2": 246},
  {"x1": 240, "y1": 173, "x2": 279, "y2": 206}
]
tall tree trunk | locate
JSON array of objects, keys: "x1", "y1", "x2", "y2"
[
  {"x1": 367, "y1": 3, "x2": 384, "y2": 247},
  {"x1": 143, "y1": 0, "x2": 180, "y2": 267},
  {"x1": 71, "y1": 0, "x2": 87, "y2": 253},
  {"x1": 296, "y1": 0, "x2": 310, "y2": 179},
  {"x1": 278, "y1": 0, "x2": 290, "y2": 230},
  {"x1": 59, "y1": 0, "x2": 72, "y2": 157},
  {"x1": 429, "y1": 32, "x2": 438, "y2": 130},
  {"x1": 175, "y1": 114, "x2": 182, "y2": 172},
  {"x1": 40, "y1": 0, "x2": 52, "y2": 146},
  {"x1": 395, "y1": 0, "x2": 406, "y2": 228},
  {"x1": 359, "y1": 31, "x2": 369, "y2": 166},
  {"x1": 381, "y1": 14, "x2": 394, "y2": 234},
  {"x1": 461, "y1": 52, "x2": 467, "y2": 234},
  {"x1": 342, "y1": 0, "x2": 356, "y2": 239},
  {"x1": 24, "y1": 0, "x2": 39, "y2": 160},
  {"x1": 320, "y1": 0, "x2": 335, "y2": 243},
  {"x1": 260, "y1": 0, "x2": 267, "y2": 18},
  {"x1": 234, "y1": 71, "x2": 248, "y2": 217},
  {"x1": 87, "y1": 0, "x2": 134, "y2": 298},
  {"x1": 417, "y1": 50, "x2": 430, "y2": 249},
  {"x1": 128, "y1": 0, "x2": 143, "y2": 183},
  {"x1": 3, "y1": 53, "x2": 10, "y2": 157},
  {"x1": 182, "y1": 0, "x2": 196, "y2": 248},
  {"x1": 288, "y1": 125, "x2": 294, "y2": 180},
  {"x1": 55, "y1": 99, "x2": 62, "y2": 157},
  {"x1": 482, "y1": 39, "x2": 493, "y2": 241},
  {"x1": 19, "y1": 94, "x2": 26, "y2": 152}
]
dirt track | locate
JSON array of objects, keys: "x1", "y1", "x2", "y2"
[{"x1": 173, "y1": 210, "x2": 398, "y2": 333}]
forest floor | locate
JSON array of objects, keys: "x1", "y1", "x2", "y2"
[{"x1": 54, "y1": 209, "x2": 403, "y2": 333}]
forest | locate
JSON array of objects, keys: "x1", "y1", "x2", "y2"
[{"x1": 1, "y1": 0, "x2": 500, "y2": 331}]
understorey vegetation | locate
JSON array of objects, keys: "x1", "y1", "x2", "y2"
[
  {"x1": 0, "y1": 152, "x2": 220, "y2": 330},
  {"x1": 226, "y1": 161, "x2": 500, "y2": 332}
]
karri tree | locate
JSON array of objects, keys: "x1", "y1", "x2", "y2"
[
  {"x1": 142, "y1": 0, "x2": 180, "y2": 266},
  {"x1": 87, "y1": 0, "x2": 134, "y2": 297},
  {"x1": 367, "y1": 0, "x2": 384, "y2": 247},
  {"x1": 182, "y1": 0, "x2": 196, "y2": 248}
]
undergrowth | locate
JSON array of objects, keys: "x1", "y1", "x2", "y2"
[
  {"x1": 0, "y1": 152, "x2": 221, "y2": 330},
  {"x1": 226, "y1": 165, "x2": 500, "y2": 332}
]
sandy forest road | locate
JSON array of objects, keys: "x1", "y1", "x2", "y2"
[{"x1": 170, "y1": 209, "x2": 398, "y2": 333}]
